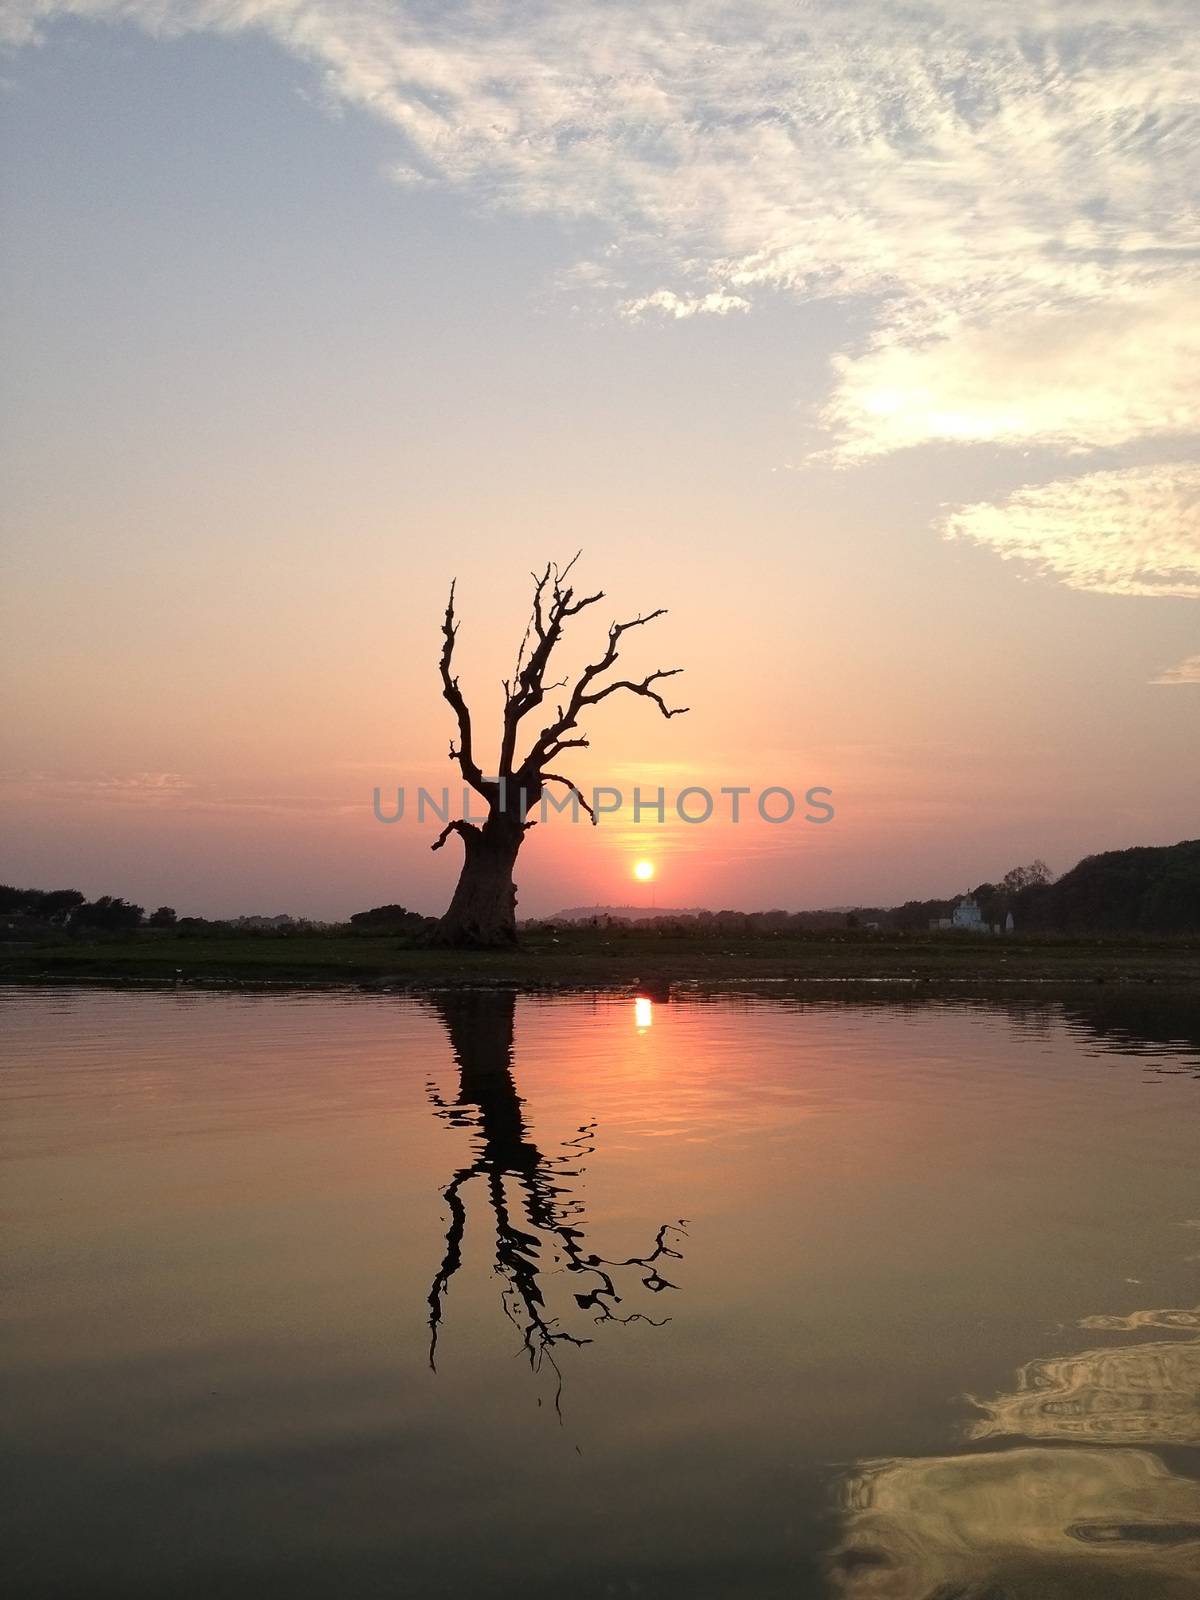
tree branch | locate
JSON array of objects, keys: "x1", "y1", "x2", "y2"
[
  {"x1": 521, "y1": 608, "x2": 687, "y2": 774},
  {"x1": 498, "y1": 557, "x2": 606, "y2": 777},
  {"x1": 439, "y1": 582, "x2": 493, "y2": 800},
  {"x1": 430, "y1": 818, "x2": 480, "y2": 853},
  {"x1": 541, "y1": 772, "x2": 597, "y2": 823},
  {"x1": 582, "y1": 667, "x2": 687, "y2": 718},
  {"x1": 543, "y1": 734, "x2": 589, "y2": 762}
]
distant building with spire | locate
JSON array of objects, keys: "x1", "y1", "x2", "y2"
[
  {"x1": 952, "y1": 892, "x2": 986, "y2": 931},
  {"x1": 931, "y1": 893, "x2": 1013, "y2": 934}
]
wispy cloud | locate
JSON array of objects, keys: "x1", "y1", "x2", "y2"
[
  {"x1": 0, "y1": 769, "x2": 356, "y2": 816},
  {"x1": 942, "y1": 463, "x2": 1200, "y2": 598},
  {"x1": 621, "y1": 289, "x2": 750, "y2": 321},
  {"x1": 1151, "y1": 654, "x2": 1200, "y2": 684},
  {"x1": 7, "y1": 0, "x2": 1199, "y2": 589},
  {"x1": 0, "y1": 770, "x2": 196, "y2": 800}
]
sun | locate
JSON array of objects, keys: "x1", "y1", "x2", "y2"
[{"x1": 633, "y1": 860, "x2": 655, "y2": 882}]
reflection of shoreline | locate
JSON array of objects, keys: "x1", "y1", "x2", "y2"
[
  {"x1": 827, "y1": 1447, "x2": 1200, "y2": 1598},
  {"x1": 681, "y1": 989, "x2": 1200, "y2": 1076},
  {"x1": 828, "y1": 1276, "x2": 1200, "y2": 1596},
  {"x1": 1081, "y1": 1307, "x2": 1200, "y2": 1332},
  {"x1": 969, "y1": 1339, "x2": 1200, "y2": 1447}
]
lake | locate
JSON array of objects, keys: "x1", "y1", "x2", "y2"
[{"x1": 3, "y1": 984, "x2": 1199, "y2": 1598}]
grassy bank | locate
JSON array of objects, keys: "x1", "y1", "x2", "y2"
[{"x1": 2, "y1": 928, "x2": 1198, "y2": 991}]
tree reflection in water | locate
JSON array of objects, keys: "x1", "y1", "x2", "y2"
[{"x1": 423, "y1": 991, "x2": 686, "y2": 1409}]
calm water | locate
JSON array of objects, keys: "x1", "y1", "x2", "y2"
[{"x1": 3, "y1": 985, "x2": 1199, "y2": 1599}]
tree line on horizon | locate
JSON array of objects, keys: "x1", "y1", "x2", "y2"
[
  {"x1": 0, "y1": 888, "x2": 171, "y2": 932},
  {"x1": 2, "y1": 839, "x2": 1197, "y2": 943},
  {"x1": 556, "y1": 845, "x2": 1197, "y2": 937}
]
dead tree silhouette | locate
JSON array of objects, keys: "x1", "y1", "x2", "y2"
[
  {"x1": 424, "y1": 991, "x2": 687, "y2": 1410},
  {"x1": 431, "y1": 554, "x2": 687, "y2": 946}
]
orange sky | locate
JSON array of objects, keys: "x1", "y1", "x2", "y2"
[{"x1": 3, "y1": 537, "x2": 1194, "y2": 916}]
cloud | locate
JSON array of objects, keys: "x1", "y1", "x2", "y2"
[
  {"x1": 383, "y1": 162, "x2": 432, "y2": 188},
  {"x1": 0, "y1": 769, "x2": 352, "y2": 814},
  {"x1": 6, "y1": 0, "x2": 1199, "y2": 585},
  {"x1": 1151, "y1": 653, "x2": 1200, "y2": 684},
  {"x1": 0, "y1": 770, "x2": 196, "y2": 798},
  {"x1": 942, "y1": 463, "x2": 1200, "y2": 597},
  {"x1": 8, "y1": 5, "x2": 1194, "y2": 326},
  {"x1": 823, "y1": 284, "x2": 1200, "y2": 461},
  {"x1": 621, "y1": 289, "x2": 750, "y2": 320}
]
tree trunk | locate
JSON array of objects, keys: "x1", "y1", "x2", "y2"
[{"x1": 430, "y1": 812, "x2": 525, "y2": 947}]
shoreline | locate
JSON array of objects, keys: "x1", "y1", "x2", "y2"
[{"x1": 3, "y1": 931, "x2": 1198, "y2": 997}]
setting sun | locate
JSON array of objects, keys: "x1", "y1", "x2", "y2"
[{"x1": 633, "y1": 860, "x2": 655, "y2": 881}]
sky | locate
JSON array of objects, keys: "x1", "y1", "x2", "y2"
[{"x1": 1, "y1": 0, "x2": 1197, "y2": 919}]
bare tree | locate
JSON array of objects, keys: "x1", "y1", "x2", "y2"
[{"x1": 431, "y1": 555, "x2": 687, "y2": 946}]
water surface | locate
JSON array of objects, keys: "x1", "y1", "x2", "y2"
[{"x1": 3, "y1": 985, "x2": 1199, "y2": 1597}]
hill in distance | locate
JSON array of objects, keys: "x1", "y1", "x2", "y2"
[{"x1": 1018, "y1": 838, "x2": 1199, "y2": 934}]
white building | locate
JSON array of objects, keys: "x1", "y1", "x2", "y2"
[
  {"x1": 931, "y1": 893, "x2": 1008, "y2": 933},
  {"x1": 930, "y1": 895, "x2": 1017, "y2": 934},
  {"x1": 952, "y1": 892, "x2": 988, "y2": 932}
]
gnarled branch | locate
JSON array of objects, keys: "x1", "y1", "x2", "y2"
[
  {"x1": 541, "y1": 772, "x2": 597, "y2": 823},
  {"x1": 439, "y1": 582, "x2": 494, "y2": 801},
  {"x1": 521, "y1": 609, "x2": 688, "y2": 776},
  {"x1": 430, "y1": 818, "x2": 480, "y2": 853},
  {"x1": 498, "y1": 554, "x2": 606, "y2": 777},
  {"x1": 580, "y1": 667, "x2": 687, "y2": 719}
]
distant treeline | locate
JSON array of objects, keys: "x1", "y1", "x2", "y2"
[
  {"x1": 3, "y1": 840, "x2": 1197, "y2": 942},
  {"x1": 1011, "y1": 841, "x2": 1200, "y2": 935},
  {"x1": 545, "y1": 843, "x2": 1200, "y2": 937},
  {"x1": 0, "y1": 887, "x2": 160, "y2": 932},
  {"x1": 0, "y1": 886, "x2": 435, "y2": 943},
  {"x1": 938, "y1": 842, "x2": 1199, "y2": 936}
]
